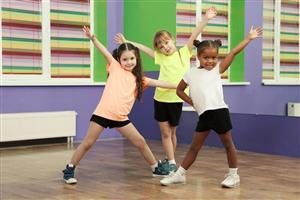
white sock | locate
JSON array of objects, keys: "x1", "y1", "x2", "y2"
[
  {"x1": 229, "y1": 168, "x2": 238, "y2": 175},
  {"x1": 169, "y1": 159, "x2": 176, "y2": 165},
  {"x1": 151, "y1": 163, "x2": 158, "y2": 172},
  {"x1": 68, "y1": 163, "x2": 74, "y2": 168},
  {"x1": 176, "y1": 166, "x2": 186, "y2": 176}
]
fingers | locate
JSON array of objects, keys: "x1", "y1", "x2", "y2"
[
  {"x1": 82, "y1": 26, "x2": 90, "y2": 33},
  {"x1": 207, "y1": 6, "x2": 217, "y2": 15},
  {"x1": 114, "y1": 33, "x2": 125, "y2": 44}
]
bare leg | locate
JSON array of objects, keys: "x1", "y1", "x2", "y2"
[
  {"x1": 218, "y1": 131, "x2": 238, "y2": 168},
  {"x1": 116, "y1": 123, "x2": 156, "y2": 166},
  {"x1": 170, "y1": 126, "x2": 177, "y2": 155},
  {"x1": 181, "y1": 130, "x2": 210, "y2": 169},
  {"x1": 159, "y1": 121, "x2": 175, "y2": 160},
  {"x1": 70, "y1": 122, "x2": 104, "y2": 165}
]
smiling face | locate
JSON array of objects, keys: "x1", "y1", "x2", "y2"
[
  {"x1": 119, "y1": 50, "x2": 137, "y2": 71},
  {"x1": 156, "y1": 39, "x2": 177, "y2": 56},
  {"x1": 198, "y1": 47, "x2": 219, "y2": 70},
  {"x1": 154, "y1": 31, "x2": 177, "y2": 56}
]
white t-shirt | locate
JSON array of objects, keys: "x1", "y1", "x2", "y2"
[{"x1": 183, "y1": 63, "x2": 228, "y2": 116}]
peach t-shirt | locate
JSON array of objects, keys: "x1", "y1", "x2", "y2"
[{"x1": 93, "y1": 59, "x2": 149, "y2": 121}]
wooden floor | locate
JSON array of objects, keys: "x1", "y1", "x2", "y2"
[{"x1": 1, "y1": 139, "x2": 299, "y2": 200}]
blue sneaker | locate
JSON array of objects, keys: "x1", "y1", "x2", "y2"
[
  {"x1": 169, "y1": 163, "x2": 178, "y2": 173},
  {"x1": 152, "y1": 164, "x2": 169, "y2": 177},
  {"x1": 62, "y1": 164, "x2": 77, "y2": 184},
  {"x1": 159, "y1": 159, "x2": 178, "y2": 173}
]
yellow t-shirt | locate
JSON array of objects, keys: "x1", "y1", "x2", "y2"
[{"x1": 154, "y1": 45, "x2": 192, "y2": 102}]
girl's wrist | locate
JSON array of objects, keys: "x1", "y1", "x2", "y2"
[
  {"x1": 246, "y1": 36, "x2": 252, "y2": 41},
  {"x1": 91, "y1": 35, "x2": 96, "y2": 41}
]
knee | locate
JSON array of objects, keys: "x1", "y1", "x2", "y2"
[
  {"x1": 82, "y1": 139, "x2": 96, "y2": 150},
  {"x1": 189, "y1": 145, "x2": 200, "y2": 154},
  {"x1": 134, "y1": 138, "x2": 147, "y2": 149},
  {"x1": 223, "y1": 141, "x2": 235, "y2": 149},
  {"x1": 161, "y1": 130, "x2": 171, "y2": 139}
]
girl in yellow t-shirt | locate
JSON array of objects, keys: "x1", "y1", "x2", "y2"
[
  {"x1": 115, "y1": 7, "x2": 217, "y2": 173},
  {"x1": 63, "y1": 26, "x2": 177, "y2": 184}
]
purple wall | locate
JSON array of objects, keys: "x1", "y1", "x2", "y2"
[
  {"x1": 1, "y1": 86, "x2": 121, "y2": 140},
  {"x1": 107, "y1": 1, "x2": 123, "y2": 52}
]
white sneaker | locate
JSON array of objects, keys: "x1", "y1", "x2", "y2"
[
  {"x1": 221, "y1": 173, "x2": 240, "y2": 188},
  {"x1": 160, "y1": 172, "x2": 186, "y2": 186}
]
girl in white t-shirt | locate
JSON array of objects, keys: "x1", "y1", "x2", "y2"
[{"x1": 160, "y1": 26, "x2": 262, "y2": 188}]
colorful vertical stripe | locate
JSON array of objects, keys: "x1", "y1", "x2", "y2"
[
  {"x1": 2, "y1": 0, "x2": 42, "y2": 75},
  {"x1": 262, "y1": 0, "x2": 275, "y2": 80},
  {"x1": 202, "y1": 0, "x2": 230, "y2": 80},
  {"x1": 280, "y1": 1, "x2": 299, "y2": 79},
  {"x1": 176, "y1": 0, "x2": 196, "y2": 66},
  {"x1": 50, "y1": 0, "x2": 90, "y2": 78}
]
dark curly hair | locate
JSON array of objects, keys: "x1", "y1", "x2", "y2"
[{"x1": 193, "y1": 39, "x2": 222, "y2": 56}]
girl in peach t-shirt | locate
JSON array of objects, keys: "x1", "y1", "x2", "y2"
[{"x1": 62, "y1": 26, "x2": 176, "y2": 184}]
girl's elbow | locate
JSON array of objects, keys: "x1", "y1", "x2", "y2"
[{"x1": 176, "y1": 89, "x2": 182, "y2": 96}]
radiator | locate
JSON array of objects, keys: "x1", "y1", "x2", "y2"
[{"x1": 0, "y1": 111, "x2": 77, "y2": 143}]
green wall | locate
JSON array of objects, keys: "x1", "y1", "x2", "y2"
[
  {"x1": 230, "y1": 0, "x2": 245, "y2": 82},
  {"x1": 93, "y1": 0, "x2": 107, "y2": 82},
  {"x1": 124, "y1": 0, "x2": 176, "y2": 71}
]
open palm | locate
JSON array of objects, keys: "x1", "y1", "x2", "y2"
[
  {"x1": 114, "y1": 33, "x2": 126, "y2": 45},
  {"x1": 82, "y1": 26, "x2": 94, "y2": 40},
  {"x1": 205, "y1": 7, "x2": 217, "y2": 19},
  {"x1": 248, "y1": 26, "x2": 263, "y2": 40}
]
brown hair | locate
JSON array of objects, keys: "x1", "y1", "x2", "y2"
[{"x1": 153, "y1": 30, "x2": 173, "y2": 50}]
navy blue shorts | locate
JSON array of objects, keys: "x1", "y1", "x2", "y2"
[
  {"x1": 195, "y1": 108, "x2": 232, "y2": 134},
  {"x1": 90, "y1": 115, "x2": 130, "y2": 129},
  {"x1": 154, "y1": 100, "x2": 183, "y2": 126}
]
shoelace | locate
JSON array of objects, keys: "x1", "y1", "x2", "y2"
[{"x1": 63, "y1": 167, "x2": 74, "y2": 178}]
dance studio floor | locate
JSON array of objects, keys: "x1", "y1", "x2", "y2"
[{"x1": 1, "y1": 139, "x2": 299, "y2": 200}]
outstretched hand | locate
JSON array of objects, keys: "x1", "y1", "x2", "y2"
[
  {"x1": 205, "y1": 7, "x2": 217, "y2": 20},
  {"x1": 114, "y1": 33, "x2": 126, "y2": 45},
  {"x1": 247, "y1": 26, "x2": 263, "y2": 40},
  {"x1": 83, "y1": 26, "x2": 95, "y2": 40}
]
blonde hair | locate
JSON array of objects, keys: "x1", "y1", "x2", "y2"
[{"x1": 153, "y1": 30, "x2": 173, "y2": 50}]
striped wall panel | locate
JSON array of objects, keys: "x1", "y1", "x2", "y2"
[
  {"x1": 176, "y1": 0, "x2": 197, "y2": 67},
  {"x1": 262, "y1": 0, "x2": 275, "y2": 80},
  {"x1": 280, "y1": 1, "x2": 299, "y2": 79},
  {"x1": 202, "y1": 0, "x2": 229, "y2": 79},
  {"x1": 2, "y1": 0, "x2": 42, "y2": 75},
  {"x1": 50, "y1": 0, "x2": 90, "y2": 78}
]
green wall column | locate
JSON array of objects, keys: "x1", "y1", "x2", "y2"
[
  {"x1": 230, "y1": 0, "x2": 245, "y2": 82},
  {"x1": 93, "y1": 0, "x2": 107, "y2": 82},
  {"x1": 124, "y1": 0, "x2": 176, "y2": 71}
]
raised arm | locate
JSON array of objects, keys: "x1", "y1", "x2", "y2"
[
  {"x1": 176, "y1": 80, "x2": 193, "y2": 106},
  {"x1": 114, "y1": 33, "x2": 154, "y2": 58},
  {"x1": 147, "y1": 78, "x2": 177, "y2": 89},
  {"x1": 219, "y1": 26, "x2": 263, "y2": 73},
  {"x1": 83, "y1": 26, "x2": 114, "y2": 64},
  {"x1": 186, "y1": 7, "x2": 217, "y2": 52}
]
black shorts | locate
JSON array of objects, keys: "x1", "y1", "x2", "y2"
[
  {"x1": 195, "y1": 108, "x2": 232, "y2": 134},
  {"x1": 154, "y1": 100, "x2": 183, "y2": 126},
  {"x1": 90, "y1": 115, "x2": 130, "y2": 129}
]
